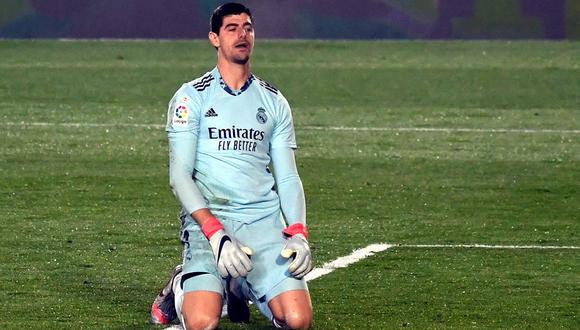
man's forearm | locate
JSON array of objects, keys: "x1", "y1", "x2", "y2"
[
  {"x1": 271, "y1": 147, "x2": 306, "y2": 225},
  {"x1": 168, "y1": 131, "x2": 207, "y2": 214}
]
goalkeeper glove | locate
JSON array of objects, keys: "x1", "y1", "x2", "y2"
[
  {"x1": 281, "y1": 223, "x2": 313, "y2": 279},
  {"x1": 202, "y1": 216, "x2": 253, "y2": 278}
]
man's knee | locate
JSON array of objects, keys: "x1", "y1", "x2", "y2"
[
  {"x1": 184, "y1": 313, "x2": 220, "y2": 330},
  {"x1": 277, "y1": 311, "x2": 312, "y2": 330},
  {"x1": 181, "y1": 290, "x2": 222, "y2": 330}
]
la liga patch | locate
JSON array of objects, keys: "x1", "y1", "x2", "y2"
[{"x1": 172, "y1": 103, "x2": 189, "y2": 127}]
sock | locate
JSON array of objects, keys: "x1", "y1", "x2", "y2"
[
  {"x1": 229, "y1": 277, "x2": 251, "y2": 300},
  {"x1": 173, "y1": 271, "x2": 185, "y2": 325},
  {"x1": 272, "y1": 317, "x2": 287, "y2": 328}
]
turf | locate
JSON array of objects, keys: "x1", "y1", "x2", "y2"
[{"x1": 0, "y1": 40, "x2": 578, "y2": 329}]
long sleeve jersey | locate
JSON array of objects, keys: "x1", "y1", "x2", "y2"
[{"x1": 166, "y1": 67, "x2": 306, "y2": 225}]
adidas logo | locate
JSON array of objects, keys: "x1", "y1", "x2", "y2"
[{"x1": 205, "y1": 108, "x2": 218, "y2": 117}]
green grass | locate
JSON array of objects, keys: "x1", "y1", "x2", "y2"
[{"x1": 0, "y1": 40, "x2": 578, "y2": 329}]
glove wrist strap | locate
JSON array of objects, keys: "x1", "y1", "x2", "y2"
[
  {"x1": 201, "y1": 216, "x2": 224, "y2": 239},
  {"x1": 283, "y1": 223, "x2": 308, "y2": 240}
]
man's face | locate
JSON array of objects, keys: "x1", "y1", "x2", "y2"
[{"x1": 210, "y1": 13, "x2": 254, "y2": 65}]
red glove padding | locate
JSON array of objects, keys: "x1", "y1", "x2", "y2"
[
  {"x1": 283, "y1": 223, "x2": 309, "y2": 240},
  {"x1": 201, "y1": 216, "x2": 224, "y2": 238}
]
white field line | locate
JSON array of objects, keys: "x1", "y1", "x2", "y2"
[
  {"x1": 305, "y1": 244, "x2": 393, "y2": 281},
  {"x1": 304, "y1": 242, "x2": 580, "y2": 282},
  {"x1": 3, "y1": 121, "x2": 164, "y2": 129},
  {"x1": 401, "y1": 243, "x2": 580, "y2": 250},
  {"x1": 301, "y1": 125, "x2": 580, "y2": 134},
  {"x1": 177, "y1": 241, "x2": 580, "y2": 327},
  {"x1": 3, "y1": 121, "x2": 580, "y2": 134}
]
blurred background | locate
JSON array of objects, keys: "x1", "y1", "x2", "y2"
[{"x1": 1, "y1": 0, "x2": 579, "y2": 40}]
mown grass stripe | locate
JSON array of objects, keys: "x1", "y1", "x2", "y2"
[
  {"x1": 305, "y1": 242, "x2": 579, "y2": 282},
  {"x1": 4, "y1": 122, "x2": 579, "y2": 134}
]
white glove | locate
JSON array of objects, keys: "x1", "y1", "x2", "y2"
[
  {"x1": 202, "y1": 216, "x2": 253, "y2": 278},
  {"x1": 209, "y1": 229, "x2": 253, "y2": 278},
  {"x1": 281, "y1": 224, "x2": 313, "y2": 279}
]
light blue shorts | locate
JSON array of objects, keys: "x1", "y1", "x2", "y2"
[{"x1": 179, "y1": 211, "x2": 308, "y2": 304}]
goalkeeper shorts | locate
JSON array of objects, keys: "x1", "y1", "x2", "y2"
[{"x1": 179, "y1": 211, "x2": 308, "y2": 303}]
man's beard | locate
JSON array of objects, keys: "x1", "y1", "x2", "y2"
[{"x1": 233, "y1": 54, "x2": 250, "y2": 65}]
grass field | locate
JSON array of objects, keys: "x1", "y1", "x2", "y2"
[{"x1": 0, "y1": 40, "x2": 579, "y2": 329}]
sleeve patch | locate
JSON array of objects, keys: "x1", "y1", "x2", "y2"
[{"x1": 172, "y1": 103, "x2": 190, "y2": 127}]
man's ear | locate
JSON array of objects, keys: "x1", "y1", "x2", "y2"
[{"x1": 208, "y1": 32, "x2": 220, "y2": 48}]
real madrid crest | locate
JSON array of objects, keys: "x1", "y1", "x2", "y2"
[{"x1": 256, "y1": 107, "x2": 268, "y2": 124}]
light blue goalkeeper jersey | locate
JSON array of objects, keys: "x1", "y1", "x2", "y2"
[{"x1": 166, "y1": 67, "x2": 298, "y2": 223}]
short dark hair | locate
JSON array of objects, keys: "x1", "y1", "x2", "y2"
[{"x1": 210, "y1": 3, "x2": 253, "y2": 34}]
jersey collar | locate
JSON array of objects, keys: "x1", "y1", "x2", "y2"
[{"x1": 213, "y1": 67, "x2": 254, "y2": 96}]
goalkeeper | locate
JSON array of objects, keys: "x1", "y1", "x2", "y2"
[{"x1": 150, "y1": 3, "x2": 313, "y2": 330}]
